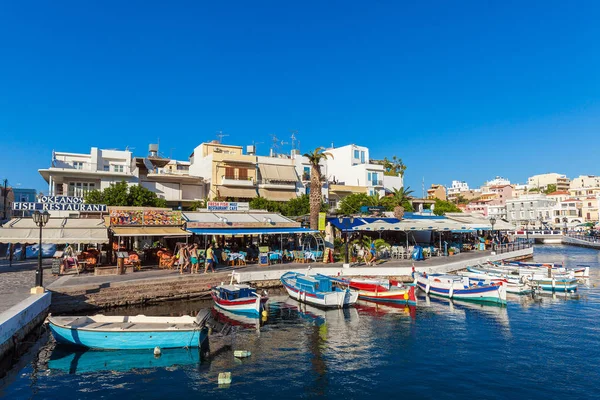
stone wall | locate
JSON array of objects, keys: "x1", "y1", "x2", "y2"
[{"x1": 49, "y1": 273, "x2": 229, "y2": 314}]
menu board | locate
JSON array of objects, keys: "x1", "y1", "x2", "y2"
[{"x1": 110, "y1": 209, "x2": 182, "y2": 226}]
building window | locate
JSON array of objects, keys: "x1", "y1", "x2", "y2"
[
  {"x1": 68, "y1": 182, "x2": 96, "y2": 197},
  {"x1": 360, "y1": 151, "x2": 365, "y2": 163},
  {"x1": 73, "y1": 161, "x2": 84, "y2": 170},
  {"x1": 103, "y1": 165, "x2": 110, "y2": 171},
  {"x1": 303, "y1": 167, "x2": 310, "y2": 181},
  {"x1": 112, "y1": 164, "x2": 124, "y2": 173},
  {"x1": 238, "y1": 168, "x2": 248, "y2": 180},
  {"x1": 354, "y1": 150, "x2": 360, "y2": 159},
  {"x1": 329, "y1": 199, "x2": 337, "y2": 208}
]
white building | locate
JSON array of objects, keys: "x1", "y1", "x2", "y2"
[
  {"x1": 505, "y1": 194, "x2": 556, "y2": 227},
  {"x1": 39, "y1": 147, "x2": 135, "y2": 197},
  {"x1": 486, "y1": 176, "x2": 511, "y2": 187},
  {"x1": 326, "y1": 144, "x2": 403, "y2": 197},
  {"x1": 447, "y1": 180, "x2": 470, "y2": 196}
]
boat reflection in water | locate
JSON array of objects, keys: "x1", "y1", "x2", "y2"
[
  {"x1": 210, "y1": 306, "x2": 263, "y2": 332},
  {"x1": 48, "y1": 345, "x2": 205, "y2": 375},
  {"x1": 355, "y1": 300, "x2": 417, "y2": 319},
  {"x1": 422, "y1": 293, "x2": 510, "y2": 331}
]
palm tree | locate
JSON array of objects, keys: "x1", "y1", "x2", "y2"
[
  {"x1": 392, "y1": 186, "x2": 414, "y2": 203},
  {"x1": 303, "y1": 147, "x2": 333, "y2": 230}
]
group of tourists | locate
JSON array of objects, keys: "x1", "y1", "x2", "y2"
[{"x1": 176, "y1": 243, "x2": 216, "y2": 275}]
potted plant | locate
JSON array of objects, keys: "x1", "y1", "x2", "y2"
[
  {"x1": 448, "y1": 246, "x2": 457, "y2": 256},
  {"x1": 422, "y1": 247, "x2": 430, "y2": 258}
]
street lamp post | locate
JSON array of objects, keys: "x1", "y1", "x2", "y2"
[
  {"x1": 489, "y1": 216, "x2": 496, "y2": 250},
  {"x1": 33, "y1": 210, "x2": 50, "y2": 288},
  {"x1": 338, "y1": 216, "x2": 355, "y2": 266}
]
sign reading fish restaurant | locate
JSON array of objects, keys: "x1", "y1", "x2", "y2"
[
  {"x1": 206, "y1": 201, "x2": 250, "y2": 212},
  {"x1": 12, "y1": 196, "x2": 107, "y2": 212}
]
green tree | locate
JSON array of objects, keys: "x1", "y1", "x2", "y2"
[
  {"x1": 283, "y1": 194, "x2": 311, "y2": 216},
  {"x1": 543, "y1": 184, "x2": 557, "y2": 195},
  {"x1": 83, "y1": 181, "x2": 168, "y2": 207},
  {"x1": 101, "y1": 181, "x2": 130, "y2": 206},
  {"x1": 187, "y1": 198, "x2": 207, "y2": 211},
  {"x1": 391, "y1": 187, "x2": 414, "y2": 212},
  {"x1": 432, "y1": 199, "x2": 462, "y2": 216},
  {"x1": 338, "y1": 193, "x2": 372, "y2": 215},
  {"x1": 304, "y1": 147, "x2": 333, "y2": 230},
  {"x1": 249, "y1": 197, "x2": 283, "y2": 213}
]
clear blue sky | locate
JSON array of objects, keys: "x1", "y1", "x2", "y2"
[{"x1": 1, "y1": 1, "x2": 598, "y2": 194}]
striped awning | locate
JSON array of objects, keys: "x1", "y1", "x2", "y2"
[{"x1": 111, "y1": 226, "x2": 191, "y2": 237}]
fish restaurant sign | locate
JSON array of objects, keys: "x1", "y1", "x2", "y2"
[
  {"x1": 206, "y1": 201, "x2": 249, "y2": 212},
  {"x1": 12, "y1": 196, "x2": 107, "y2": 212}
]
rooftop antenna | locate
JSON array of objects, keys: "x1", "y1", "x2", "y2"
[
  {"x1": 422, "y1": 177, "x2": 425, "y2": 199},
  {"x1": 216, "y1": 130, "x2": 229, "y2": 143},
  {"x1": 290, "y1": 130, "x2": 298, "y2": 150},
  {"x1": 270, "y1": 134, "x2": 280, "y2": 156}
]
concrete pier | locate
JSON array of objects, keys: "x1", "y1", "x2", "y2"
[
  {"x1": 562, "y1": 235, "x2": 600, "y2": 250},
  {"x1": 0, "y1": 292, "x2": 51, "y2": 372}
]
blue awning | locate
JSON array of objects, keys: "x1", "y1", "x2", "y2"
[{"x1": 187, "y1": 227, "x2": 318, "y2": 235}]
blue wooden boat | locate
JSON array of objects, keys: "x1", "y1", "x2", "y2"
[
  {"x1": 280, "y1": 271, "x2": 358, "y2": 308},
  {"x1": 48, "y1": 313, "x2": 209, "y2": 350}
]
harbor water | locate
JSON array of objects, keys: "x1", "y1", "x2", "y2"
[{"x1": 2, "y1": 244, "x2": 599, "y2": 399}]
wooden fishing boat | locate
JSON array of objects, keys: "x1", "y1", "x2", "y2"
[
  {"x1": 211, "y1": 283, "x2": 267, "y2": 316},
  {"x1": 280, "y1": 271, "x2": 358, "y2": 308},
  {"x1": 48, "y1": 313, "x2": 209, "y2": 350},
  {"x1": 457, "y1": 271, "x2": 532, "y2": 295},
  {"x1": 344, "y1": 277, "x2": 417, "y2": 305},
  {"x1": 492, "y1": 261, "x2": 589, "y2": 278},
  {"x1": 414, "y1": 271, "x2": 507, "y2": 305},
  {"x1": 467, "y1": 265, "x2": 578, "y2": 293}
]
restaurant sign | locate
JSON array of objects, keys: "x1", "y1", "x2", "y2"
[
  {"x1": 207, "y1": 201, "x2": 250, "y2": 212},
  {"x1": 12, "y1": 196, "x2": 107, "y2": 212}
]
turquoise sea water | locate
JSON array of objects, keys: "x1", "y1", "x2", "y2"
[{"x1": 2, "y1": 245, "x2": 599, "y2": 399}]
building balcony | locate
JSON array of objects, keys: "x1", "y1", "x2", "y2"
[
  {"x1": 258, "y1": 180, "x2": 297, "y2": 190},
  {"x1": 221, "y1": 175, "x2": 256, "y2": 187}
]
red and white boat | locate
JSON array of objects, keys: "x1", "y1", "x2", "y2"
[
  {"x1": 211, "y1": 283, "x2": 268, "y2": 316},
  {"x1": 345, "y1": 277, "x2": 417, "y2": 305}
]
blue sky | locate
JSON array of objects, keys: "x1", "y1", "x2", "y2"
[{"x1": 1, "y1": 1, "x2": 598, "y2": 194}]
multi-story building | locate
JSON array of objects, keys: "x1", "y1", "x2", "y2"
[
  {"x1": 427, "y1": 184, "x2": 447, "y2": 201},
  {"x1": 546, "y1": 191, "x2": 570, "y2": 204},
  {"x1": 465, "y1": 199, "x2": 492, "y2": 216},
  {"x1": 446, "y1": 180, "x2": 482, "y2": 203},
  {"x1": 0, "y1": 186, "x2": 15, "y2": 221},
  {"x1": 39, "y1": 147, "x2": 135, "y2": 197},
  {"x1": 505, "y1": 194, "x2": 556, "y2": 226},
  {"x1": 325, "y1": 144, "x2": 403, "y2": 208},
  {"x1": 527, "y1": 173, "x2": 570, "y2": 192},
  {"x1": 9, "y1": 188, "x2": 37, "y2": 218},
  {"x1": 553, "y1": 198, "x2": 583, "y2": 225},
  {"x1": 189, "y1": 141, "x2": 258, "y2": 201},
  {"x1": 581, "y1": 196, "x2": 599, "y2": 222},
  {"x1": 512, "y1": 183, "x2": 528, "y2": 198},
  {"x1": 447, "y1": 180, "x2": 469, "y2": 196},
  {"x1": 570, "y1": 175, "x2": 600, "y2": 189}
]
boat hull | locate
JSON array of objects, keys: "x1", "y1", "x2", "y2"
[
  {"x1": 358, "y1": 286, "x2": 417, "y2": 305},
  {"x1": 415, "y1": 273, "x2": 506, "y2": 305},
  {"x1": 49, "y1": 322, "x2": 207, "y2": 350},
  {"x1": 211, "y1": 290, "x2": 263, "y2": 316}
]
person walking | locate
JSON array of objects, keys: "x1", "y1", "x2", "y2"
[
  {"x1": 368, "y1": 241, "x2": 378, "y2": 266},
  {"x1": 178, "y1": 244, "x2": 190, "y2": 275},
  {"x1": 204, "y1": 243, "x2": 215, "y2": 274},
  {"x1": 189, "y1": 244, "x2": 199, "y2": 274}
]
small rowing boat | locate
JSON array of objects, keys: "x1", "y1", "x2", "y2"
[
  {"x1": 414, "y1": 271, "x2": 507, "y2": 305},
  {"x1": 280, "y1": 271, "x2": 358, "y2": 308},
  {"x1": 48, "y1": 313, "x2": 209, "y2": 350},
  {"x1": 457, "y1": 271, "x2": 532, "y2": 295},
  {"x1": 492, "y1": 261, "x2": 589, "y2": 278},
  {"x1": 211, "y1": 284, "x2": 267, "y2": 316}
]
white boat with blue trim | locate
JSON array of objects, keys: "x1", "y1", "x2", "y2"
[
  {"x1": 414, "y1": 271, "x2": 507, "y2": 305},
  {"x1": 48, "y1": 313, "x2": 209, "y2": 350},
  {"x1": 280, "y1": 271, "x2": 358, "y2": 308}
]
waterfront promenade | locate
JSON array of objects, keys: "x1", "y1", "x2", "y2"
[
  {"x1": 46, "y1": 246, "x2": 532, "y2": 313},
  {"x1": 0, "y1": 259, "x2": 58, "y2": 313}
]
